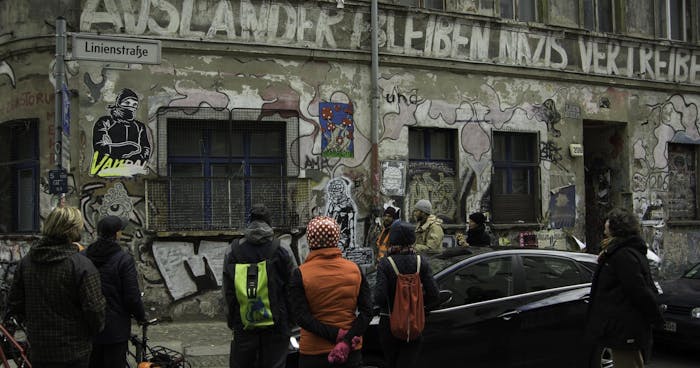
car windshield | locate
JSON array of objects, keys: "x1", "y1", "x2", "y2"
[{"x1": 682, "y1": 263, "x2": 700, "y2": 279}]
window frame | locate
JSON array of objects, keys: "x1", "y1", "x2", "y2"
[
  {"x1": 152, "y1": 107, "x2": 300, "y2": 232},
  {"x1": 666, "y1": 142, "x2": 700, "y2": 221},
  {"x1": 499, "y1": 0, "x2": 541, "y2": 22},
  {"x1": 657, "y1": 0, "x2": 692, "y2": 41},
  {"x1": 491, "y1": 131, "x2": 541, "y2": 224},
  {"x1": 0, "y1": 119, "x2": 39, "y2": 234},
  {"x1": 398, "y1": 0, "x2": 446, "y2": 10}
]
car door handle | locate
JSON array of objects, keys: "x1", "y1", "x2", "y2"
[
  {"x1": 498, "y1": 310, "x2": 520, "y2": 321},
  {"x1": 580, "y1": 294, "x2": 590, "y2": 304}
]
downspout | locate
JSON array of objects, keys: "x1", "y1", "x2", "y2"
[{"x1": 370, "y1": 0, "x2": 380, "y2": 207}]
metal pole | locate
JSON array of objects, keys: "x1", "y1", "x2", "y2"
[
  {"x1": 370, "y1": 0, "x2": 380, "y2": 207},
  {"x1": 54, "y1": 17, "x2": 66, "y2": 170}
]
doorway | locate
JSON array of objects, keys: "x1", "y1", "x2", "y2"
[{"x1": 583, "y1": 121, "x2": 629, "y2": 253}]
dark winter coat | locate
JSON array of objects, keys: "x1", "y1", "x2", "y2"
[
  {"x1": 585, "y1": 235, "x2": 663, "y2": 352},
  {"x1": 84, "y1": 237, "x2": 146, "y2": 344},
  {"x1": 466, "y1": 224, "x2": 492, "y2": 247},
  {"x1": 222, "y1": 220, "x2": 296, "y2": 336},
  {"x1": 374, "y1": 251, "x2": 440, "y2": 317},
  {"x1": 7, "y1": 235, "x2": 106, "y2": 363}
]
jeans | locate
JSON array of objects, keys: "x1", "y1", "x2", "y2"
[
  {"x1": 298, "y1": 350, "x2": 361, "y2": 368},
  {"x1": 378, "y1": 316, "x2": 422, "y2": 368},
  {"x1": 230, "y1": 329, "x2": 289, "y2": 368},
  {"x1": 88, "y1": 341, "x2": 128, "y2": 368}
]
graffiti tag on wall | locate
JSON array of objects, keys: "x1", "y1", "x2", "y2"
[
  {"x1": 324, "y1": 177, "x2": 357, "y2": 251},
  {"x1": 91, "y1": 89, "x2": 152, "y2": 177},
  {"x1": 380, "y1": 160, "x2": 406, "y2": 196},
  {"x1": 407, "y1": 162, "x2": 457, "y2": 222}
]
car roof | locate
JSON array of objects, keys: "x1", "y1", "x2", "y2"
[{"x1": 429, "y1": 246, "x2": 598, "y2": 274}]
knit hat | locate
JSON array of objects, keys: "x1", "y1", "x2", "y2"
[
  {"x1": 414, "y1": 199, "x2": 432, "y2": 215},
  {"x1": 97, "y1": 215, "x2": 127, "y2": 238},
  {"x1": 383, "y1": 206, "x2": 397, "y2": 218},
  {"x1": 250, "y1": 203, "x2": 272, "y2": 225},
  {"x1": 389, "y1": 221, "x2": 416, "y2": 246},
  {"x1": 469, "y1": 212, "x2": 487, "y2": 225},
  {"x1": 306, "y1": 216, "x2": 340, "y2": 249}
]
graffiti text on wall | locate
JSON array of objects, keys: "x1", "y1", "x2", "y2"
[
  {"x1": 91, "y1": 89, "x2": 152, "y2": 177},
  {"x1": 80, "y1": 1, "x2": 700, "y2": 85},
  {"x1": 407, "y1": 162, "x2": 457, "y2": 222}
]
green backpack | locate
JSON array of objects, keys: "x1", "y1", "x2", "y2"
[{"x1": 231, "y1": 239, "x2": 280, "y2": 330}]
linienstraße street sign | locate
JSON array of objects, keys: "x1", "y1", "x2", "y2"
[{"x1": 72, "y1": 34, "x2": 161, "y2": 64}]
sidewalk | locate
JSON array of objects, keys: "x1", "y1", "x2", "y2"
[{"x1": 131, "y1": 320, "x2": 231, "y2": 368}]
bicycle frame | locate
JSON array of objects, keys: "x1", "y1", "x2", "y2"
[
  {"x1": 127, "y1": 318, "x2": 190, "y2": 368},
  {"x1": 0, "y1": 320, "x2": 31, "y2": 368}
]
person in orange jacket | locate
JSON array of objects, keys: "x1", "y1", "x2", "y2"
[{"x1": 288, "y1": 216, "x2": 372, "y2": 368}]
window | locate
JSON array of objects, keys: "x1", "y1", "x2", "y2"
[
  {"x1": 491, "y1": 131, "x2": 540, "y2": 223},
  {"x1": 0, "y1": 119, "x2": 39, "y2": 233},
  {"x1": 583, "y1": 0, "x2": 615, "y2": 32},
  {"x1": 398, "y1": 0, "x2": 445, "y2": 10},
  {"x1": 463, "y1": 0, "x2": 496, "y2": 16},
  {"x1": 408, "y1": 128, "x2": 458, "y2": 221},
  {"x1": 522, "y1": 256, "x2": 584, "y2": 293},
  {"x1": 149, "y1": 108, "x2": 305, "y2": 231},
  {"x1": 500, "y1": 0, "x2": 539, "y2": 22},
  {"x1": 667, "y1": 143, "x2": 699, "y2": 220},
  {"x1": 438, "y1": 257, "x2": 514, "y2": 307},
  {"x1": 658, "y1": 0, "x2": 692, "y2": 41}
]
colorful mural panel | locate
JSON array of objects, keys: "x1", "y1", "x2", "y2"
[{"x1": 319, "y1": 102, "x2": 354, "y2": 158}]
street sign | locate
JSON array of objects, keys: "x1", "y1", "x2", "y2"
[
  {"x1": 48, "y1": 169, "x2": 68, "y2": 194},
  {"x1": 72, "y1": 33, "x2": 161, "y2": 64}
]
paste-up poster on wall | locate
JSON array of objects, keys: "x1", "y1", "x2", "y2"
[
  {"x1": 381, "y1": 161, "x2": 406, "y2": 196},
  {"x1": 319, "y1": 102, "x2": 354, "y2": 158},
  {"x1": 90, "y1": 88, "x2": 152, "y2": 177},
  {"x1": 548, "y1": 185, "x2": 576, "y2": 228}
]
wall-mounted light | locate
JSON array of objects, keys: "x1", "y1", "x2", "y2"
[{"x1": 336, "y1": 0, "x2": 345, "y2": 8}]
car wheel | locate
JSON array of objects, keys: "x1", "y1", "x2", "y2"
[{"x1": 589, "y1": 345, "x2": 614, "y2": 368}]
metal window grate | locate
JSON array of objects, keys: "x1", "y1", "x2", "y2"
[{"x1": 146, "y1": 176, "x2": 311, "y2": 231}]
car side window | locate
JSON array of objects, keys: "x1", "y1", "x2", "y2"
[
  {"x1": 438, "y1": 257, "x2": 513, "y2": 307},
  {"x1": 522, "y1": 256, "x2": 583, "y2": 293}
]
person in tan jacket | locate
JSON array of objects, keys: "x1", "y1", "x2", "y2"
[
  {"x1": 412, "y1": 199, "x2": 444, "y2": 255},
  {"x1": 288, "y1": 216, "x2": 372, "y2": 368}
]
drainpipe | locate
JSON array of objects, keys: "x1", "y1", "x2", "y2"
[
  {"x1": 54, "y1": 17, "x2": 66, "y2": 171},
  {"x1": 370, "y1": 0, "x2": 380, "y2": 207}
]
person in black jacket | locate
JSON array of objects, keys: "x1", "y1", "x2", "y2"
[
  {"x1": 457, "y1": 212, "x2": 492, "y2": 247},
  {"x1": 585, "y1": 208, "x2": 663, "y2": 368},
  {"x1": 85, "y1": 215, "x2": 146, "y2": 368},
  {"x1": 223, "y1": 204, "x2": 296, "y2": 368},
  {"x1": 373, "y1": 221, "x2": 439, "y2": 368}
]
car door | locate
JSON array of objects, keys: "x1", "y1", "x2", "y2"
[
  {"x1": 419, "y1": 255, "x2": 521, "y2": 367},
  {"x1": 507, "y1": 254, "x2": 592, "y2": 367}
]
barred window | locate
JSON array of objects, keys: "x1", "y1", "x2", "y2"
[
  {"x1": 0, "y1": 119, "x2": 39, "y2": 233},
  {"x1": 491, "y1": 131, "x2": 540, "y2": 223},
  {"x1": 148, "y1": 108, "x2": 307, "y2": 232}
]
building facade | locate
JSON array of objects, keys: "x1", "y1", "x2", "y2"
[{"x1": 1, "y1": 0, "x2": 699, "y2": 317}]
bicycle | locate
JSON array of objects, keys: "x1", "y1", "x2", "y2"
[
  {"x1": 127, "y1": 318, "x2": 190, "y2": 368},
  {"x1": 0, "y1": 316, "x2": 31, "y2": 368}
]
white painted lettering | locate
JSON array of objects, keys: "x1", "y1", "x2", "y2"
[
  {"x1": 386, "y1": 12, "x2": 403, "y2": 54},
  {"x1": 639, "y1": 46, "x2": 655, "y2": 80},
  {"x1": 404, "y1": 15, "x2": 423, "y2": 56},
  {"x1": 606, "y1": 42, "x2": 620, "y2": 75},
  {"x1": 550, "y1": 37, "x2": 567, "y2": 69},
  {"x1": 578, "y1": 38, "x2": 593, "y2": 73},
  {"x1": 469, "y1": 24, "x2": 489, "y2": 61},
  {"x1": 241, "y1": 0, "x2": 270, "y2": 41},
  {"x1": 690, "y1": 51, "x2": 700, "y2": 84},
  {"x1": 593, "y1": 43, "x2": 606, "y2": 74},
  {"x1": 148, "y1": 0, "x2": 179, "y2": 35},
  {"x1": 180, "y1": 0, "x2": 204, "y2": 37},
  {"x1": 315, "y1": 8, "x2": 342, "y2": 48},
  {"x1": 654, "y1": 49, "x2": 667, "y2": 81},
  {"x1": 121, "y1": 0, "x2": 149, "y2": 34},
  {"x1": 432, "y1": 16, "x2": 452, "y2": 58},
  {"x1": 499, "y1": 31, "x2": 517, "y2": 64},
  {"x1": 296, "y1": 6, "x2": 313, "y2": 44},
  {"x1": 450, "y1": 20, "x2": 469, "y2": 59},
  {"x1": 675, "y1": 49, "x2": 690, "y2": 82},
  {"x1": 206, "y1": 0, "x2": 236, "y2": 39},
  {"x1": 81, "y1": 0, "x2": 123, "y2": 32}
]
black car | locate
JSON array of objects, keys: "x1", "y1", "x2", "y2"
[
  {"x1": 289, "y1": 246, "x2": 610, "y2": 368},
  {"x1": 654, "y1": 262, "x2": 700, "y2": 348},
  {"x1": 364, "y1": 247, "x2": 608, "y2": 368}
]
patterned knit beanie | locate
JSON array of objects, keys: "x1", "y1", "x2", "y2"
[{"x1": 306, "y1": 216, "x2": 340, "y2": 249}]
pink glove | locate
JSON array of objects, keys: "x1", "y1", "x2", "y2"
[
  {"x1": 336, "y1": 329, "x2": 348, "y2": 343},
  {"x1": 350, "y1": 336, "x2": 361, "y2": 350},
  {"x1": 327, "y1": 341, "x2": 351, "y2": 364}
]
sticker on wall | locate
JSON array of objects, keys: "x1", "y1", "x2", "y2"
[
  {"x1": 381, "y1": 161, "x2": 406, "y2": 196},
  {"x1": 91, "y1": 88, "x2": 152, "y2": 177},
  {"x1": 319, "y1": 102, "x2": 354, "y2": 158},
  {"x1": 548, "y1": 185, "x2": 576, "y2": 229}
]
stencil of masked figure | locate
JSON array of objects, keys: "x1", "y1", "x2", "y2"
[{"x1": 91, "y1": 89, "x2": 152, "y2": 176}]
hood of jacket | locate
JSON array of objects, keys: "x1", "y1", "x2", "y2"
[
  {"x1": 29, "y1": 236, "x2": 77, "y2": 264},
  {"x1": 244, "y1": 220, "x2": 274, "y2": 244},
  {"x1": 605, "y1": 235, "x2": 647, "y2": 258},
  {"x1": 85, "y1": 237, "x2": 122, "y2": 267},
  {"x1": 418, "y1": 214, "x2": 442, "y2": 231}
]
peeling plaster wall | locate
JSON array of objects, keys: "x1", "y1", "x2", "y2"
[{"x1": 2, "y1": 0, "x2": 700, "y2": 318}]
